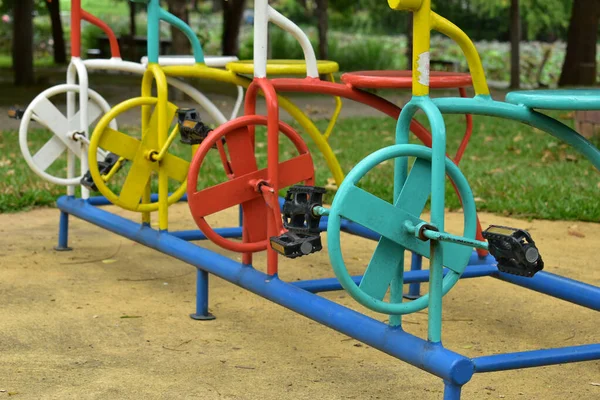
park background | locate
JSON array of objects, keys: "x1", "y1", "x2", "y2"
[
  {"x1": 0, "y1": 2, "x2": 599, "y2": 399},
  {"x1": 0, "y1": 0, "x2": 598, "y2": 221}
]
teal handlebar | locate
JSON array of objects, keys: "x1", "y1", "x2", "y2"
[{"x1": 143, "y1": 0, "x2": 205, "y2": 64}]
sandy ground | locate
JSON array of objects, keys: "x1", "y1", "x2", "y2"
[{"x1": 0, "y1": 203, "x2": 599, "y2": 399}]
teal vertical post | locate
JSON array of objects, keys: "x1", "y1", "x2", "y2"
[
  {"x1": 424, "y1": 97, "x2": 447, "y2": 344},
  {"x1": 146, "y1": 0, "x2": 161, "y2": 63},
  {"x1": 397, "y1": 97, "x2": 447, "y2": 343},
  {"x1": 389, "y1": 103, "x2": 413, "y2": 327}
]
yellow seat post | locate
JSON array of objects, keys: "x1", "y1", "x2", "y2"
[{"x1": 142, "y1": 64, "x2": 170, "y2": 231}]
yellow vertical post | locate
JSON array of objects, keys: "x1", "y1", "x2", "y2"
[
  {"x1": 388, "y1": 0, "x2": 432, "y2": 97},
  {"x1": 141, "y1": 70, "x2": 153, "y2": 226},
  {"x1": 142, "y1": 64, "x2": 171, "y2": 231},
  {"x1": 411, "y1": 0, "x2": 432, "y2": 97}
]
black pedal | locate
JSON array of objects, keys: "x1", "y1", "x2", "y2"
[
  {"x1": 483, "y1": 225, "x2": 544, "y2": 277},
  {"x1": 270, "y1": 232, "x2": 322, "y2": 259},
  {"x1": 8, "y1": 107, "x2": 24, "y2": 120},
  {"x1": 80, "y1": 153, "x2": 126, "y2": 192},
  {"x1": 177, "y1": 108, "x2": 217, "y2": 147},
  {"x1": 282, "y1": 185, "x2": 326, "y2": 235},
  {"x1": 272, "y1": 186, "x2": 327, "y2": 259}
]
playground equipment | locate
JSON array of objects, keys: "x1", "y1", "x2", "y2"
[
  {"x1": 47, "y1": 0, "x2": 600, "y2": 398},
  {"x1": 186, "y1": 0, "x2": 487, "y2": 276},
  {"x1": 85, "y1": 0, "x2": 465, "y2": 235},
  {"x1": 16, "y1": 0, "x2": 242, "y2": 204}
]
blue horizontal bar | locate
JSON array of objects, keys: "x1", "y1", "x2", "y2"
[
  {"x1": 341, "y1": 219, "x2": 381, "y2": 241},
  {"x1": 170, "y1": 227, "x2": 243, "y2": 241},
  {"x1": 292, "y1": 264, "x2": 498, "y2": 293},
  {"x1": 495, "y1": 270, "x2": 600, "y2": 311},
  {"x1": 473, "y1": 343, "x2": 600, "y2": 373},
  {"x1": 87, "y1": 193, "x2": 189, "y2": 207},
  {"x1": 56, "y1": 196, "x2": 474, "y2": 386}
]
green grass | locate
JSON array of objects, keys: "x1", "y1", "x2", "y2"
[
  {"x1": 302, "y1": 113, "x2": 600, "y2": 222},
  {"x1": 1, "y1": 112, "x2": 599, "y2": 221}
]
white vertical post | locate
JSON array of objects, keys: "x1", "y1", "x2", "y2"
[
  {"x1": 268, "y1": 7, "x2": 319, "y2": 78},
  {"x1": 253, "y1": 0, "x2": 269, "y2": 78},
  {"x1": 66, "y1": 61, "x2": 78, "y2": 197},
  {"x1": 73, "y1": 59, "x2": 91, "y2": 200}
]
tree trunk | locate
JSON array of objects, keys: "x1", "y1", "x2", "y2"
[
  {"x1": 167, "y1": 0, "x2": 191, "y2": 55},
  {"x1": 221, "y1": 0, "x2": 246, "y2": 56},
  {"x1": 559, "y1": 0, "x2": 600, "y2": 86},
  {"x1": 510, "y1": 0, "x2": 521, "y2": 89},
  {"x1": 45, "y1": 0, "x2": 67, "y2": 64},
  {"x1": 315, "y1": 0, "x2": 328, "y2": 61},
  {"x1": 13, "y1": 0, "x2": 35, "y2": 86},
  {"x1": 129, "y1": 2, "x2": 137, "y2": 37}
]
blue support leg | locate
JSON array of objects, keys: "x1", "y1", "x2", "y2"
[
  {"x1": 190, "y1": 269, "x2": 216, "y2": 321},
  {"x1": 404, "y1": 253, "x2": 422, "y2": 300},
  {"x1": 443, "y1": 381, "x2": 462, "y2": 400},
  {"x1": 54, "y1": 210, "x2": 73, "y2": 252}
]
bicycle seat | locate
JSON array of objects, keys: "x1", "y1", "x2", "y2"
[
  {"x1": 341, "y1": 70, "x2": 472, "y2": 89},
  {"x1": 226, "y1": 59, "x2": 339, "y2": 76},
  {"x1": 506, "y1": 89, "x2": 600, "y2": 111}
]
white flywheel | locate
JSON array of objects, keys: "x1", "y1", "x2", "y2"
[{"x1": 19, "y1": 84, "x2": 116, "y2": 186}]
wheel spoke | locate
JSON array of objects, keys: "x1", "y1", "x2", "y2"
[
  {"x1": 339, "y1": 184, "x2": 471, "y2": 275},
  {"x1": 397, "y1": 158, "x2": 471, "y2": 273},
  {"x1": 191, "y1": 155, "x2": 312, "y2": 218},
  {"x1": 278, "y1": 153, "x2": 314, "y2": 188},
  {"x1": 397, "y1": 158, "x2": 432, "y2": 216},
  {"x1": 359, "y1": 237, "x2": 406, "y2": 301},
  {"x1": 32, "y1": 97, "x2": 81, "y2": 155},
  {"x1": 97, "y1": 128, "x2": 140, "y2": 161},
  {"x1": 225, "y1": 125, "x2": 259, "y2": 174},
  {"x1": 162, "y1": 153, "x2": 190, "y2": 183},
  {"x1": 144, "y1": 102, "x2": 178, "y2": 149},
  {"x1": 357, "y1": 161, "x2": 432, "y2": 300},
  {"x1": 242, "y1": 197, "x2": 268, "y2": 242},
  {"x1": 32, "y1": 136, "x2": 67, "y2": 172},
  {"x1": 69, "y1": 100, "x2": 104, "y2": 132},
  {"x1": 119, "y1": 154, "x2": 153, "y2": 209},
  {"x1": 337, "y1": 185, "x2": 408, "y2": 244}
]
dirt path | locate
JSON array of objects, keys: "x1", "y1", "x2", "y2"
[{"x1": 1, "y1": 204, "x2": 599, "y2": 399}]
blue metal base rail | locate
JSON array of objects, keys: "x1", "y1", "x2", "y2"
[{"x1": 56, "y1": 195, "x2": 600, "y2": 399}]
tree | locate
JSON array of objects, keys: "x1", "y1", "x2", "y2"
[
  {"x1": 509, "y1": 0, "x2": 520, "y2": 88},
  {"x1": 167, "y1": 0, "x2": 191, "y2": 55},
  {"x1": 221, "y1": 0, "x2": 246, "y2": 56},
  {"x1": 45, "y1": 0, "x2": 66, "y2": 64},
  {"x1": 129, "y1": 1, "x2": 136, "y2": 37},
  {"x1": 315, "y1": 0, "x2": 328, "y2": 60},
  {"x1": 12, "y1": 0, "x2": 35, "y2": 85},
  {"x1": 559, "y1": 0, "x2": 600, "y2": 86}
]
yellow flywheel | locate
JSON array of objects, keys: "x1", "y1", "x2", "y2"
[{"x1": 88, "y1": 97, "x2": 190, "y2": 214}]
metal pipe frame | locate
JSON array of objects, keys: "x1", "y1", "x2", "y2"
[{"x1": 56, "y1": 195, "x2": 600, "y2": 398}]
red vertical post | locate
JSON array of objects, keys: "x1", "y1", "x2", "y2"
[{"x1": 71, "y1": 0, "x2": 82, "y2": 57}]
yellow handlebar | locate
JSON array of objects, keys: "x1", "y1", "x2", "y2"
[{"x1": 389, "y1": 0, "x2": 491, "y2": 97}]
